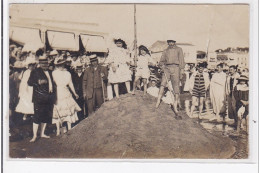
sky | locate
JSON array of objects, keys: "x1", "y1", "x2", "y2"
[{"x1": 9, "y1": 4, "x2": 249, "y2": 51}]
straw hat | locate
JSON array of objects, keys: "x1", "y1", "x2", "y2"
[
  {"x1": 39, "y1": 55, "x2": 48, "y2": 63},
  {"x1": 75, "y1": 61, "x2": 83, "y2": 69},
  {"x1": 50, "y1": 50, "x2": 58, "y2": 56},
  {"x1": 238, "y1": 75, "x2": 249, "y2": 81},
  {"x1": 89, "y1": 54, "x2": 98, "y2": 62},
  {"x1": 25, "y1": 56, "x2": 37, "y2": 66},
  {"x1": 54, "y1": 56, "x2": 66, "y2": 65},
  {"x1": 150, "y1": 75, "x2": 159, "y2": 82},
  {"x1": 13, "y1": 61, "x2": 25, "y2": 68}
]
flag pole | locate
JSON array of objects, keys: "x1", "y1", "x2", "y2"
[{"x1": 134, "y1": 4, "x2": 137, "y2": 67}]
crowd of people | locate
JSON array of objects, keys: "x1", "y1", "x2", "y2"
[{"x1": 9, "y1": 38, "x2": 249, "y2": 142}]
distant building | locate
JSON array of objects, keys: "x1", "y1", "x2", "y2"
[{"x1": 209, "y1": 47, "x2": 249, "y2": 69}]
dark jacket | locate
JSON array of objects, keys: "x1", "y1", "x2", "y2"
[
  {"x1": 82, "y1": 65, "x2": 108, "y2": 100},
  {"x1": 28, "y1": 67, "x2": 55, "y2": 104},
  {"x1": 72, "y1": 72, "x2": 84, "y2": 98}
]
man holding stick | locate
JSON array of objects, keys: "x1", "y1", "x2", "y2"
[
  {"x1": 155, "y1": 39, "x2": 185, "y2": 120},
  {"x1": 82, "y1": 54, "x2": 108, "y2": 115}
]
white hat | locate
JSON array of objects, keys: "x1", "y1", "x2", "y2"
[
  {"x1": 89, "y1": 54, "x2": 98, "y2": 62},
  {"x1": 50, "y1": 50, "x2": 58, "y2": 56},
  {"x1": 75, "y1": 61, "x2": 83, "y2": 68},
  {"x1": 25, "y1": 56, "x2": 37, "y2": 66},
  {"x1": 54, "y1": 56, "x2": 66, "y2": 65},
  {"x1": 13, "y1": 61, "x2": 25, "y2": 68},
  {"x1": 66, "y1": 57, "x2": 73, "y2": 62}
]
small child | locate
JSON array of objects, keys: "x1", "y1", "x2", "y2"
[
  {"x1": 188, "y1": 62, "x2": 210, "y2": 119},
  {"x1": 161, "y1": 81, "x2": 175, "y2": 105},
  {"x1": 233, "y1": 75, "x2": 249, "y2": 133},
  {"x1": 147, "y1": 76, "x2": 159, "y2": 97},
  {"x1": 132, "y1": 45, "x2": 154, "y2": 95}
]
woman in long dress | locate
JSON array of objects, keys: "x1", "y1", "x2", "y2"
[
  {"x1": 106, "y1": 38, "x2": 132, "y2": 98},
  {"x1": 52, "y1": 57, "x2": 81, "y2": 136},
  {"x1": 209, "y1": 63, "x2": 227, "y2": 121},
  {"x1": 15, "y1": 57, "x2": 36, "y2": 120}
]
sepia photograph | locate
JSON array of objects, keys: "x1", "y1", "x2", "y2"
[{"x1": 6, "y1": 3, "x2": 254, "y2": 161}]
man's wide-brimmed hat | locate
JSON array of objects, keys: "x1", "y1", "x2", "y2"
[
  {"x1": 89, "y1": 54, "x2": 98, "y2": 62},
  {"x1": 75, "y1": 61, "x2": 83, "y2": 69},
  {"x1": 238, "y1": 75, "x2": 249, "y2": 81},
  {"x1": 39, "y1": 55, "x2": 48, "y2": 64},
  {"x1": 54, "y1": 56, "x2": 66, "y2": 65},
  {"x1": 167, "y1": 39, "x2": 176, "y2": 43}
]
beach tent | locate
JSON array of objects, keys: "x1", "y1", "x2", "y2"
[
  {"x1": 9, "y1": 26, "x2": 44, "y2": 52},
  {"x1": 46, "y1": 30, "x2": 79, "y2": 51},
  {"x1": 80, "y1": 34, "x2": 108, "y2": 53}
]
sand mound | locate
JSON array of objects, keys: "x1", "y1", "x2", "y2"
[{"x1": 27, "y1": 91, "x2": 235, "y2": 159}]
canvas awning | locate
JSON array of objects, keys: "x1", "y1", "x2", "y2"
[
  {"x1": 47, "y1": 31, "x2": 79, "y2": 51},
  {"x1": 9, "y1": 26, "x2": 44, "y2": 51},
  {"x1": 80, "y1": 34, "x2": 108, "y2": 52}
]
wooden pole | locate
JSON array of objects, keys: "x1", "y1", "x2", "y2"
[{"x1": 134, "y1": 4, "x2": 137, "y2": 67}]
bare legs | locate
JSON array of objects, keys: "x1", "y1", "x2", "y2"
[
  {"x1": 143, "y1": 79, "x2": 147, "y2": 95},
  {"x1": 56, "y1": 122, "x2": 72, "y2": 136},
  {"x1": 198, "y1": 97, "x2": 204, "y2": 118},
  {"x1": 56, "y1": 122, "x2": 60, "y2": 136},
  {"x1": 132, "y1": 78, "x2": 147, "y2": 95},
  {"x1": 30, "y1": 122, "x2": 49, "y2": 142},
  {"x1": 114, "y1": 81, "x2": 131, "y2": 98},
  {"x1": 23, "y1": 114, "x2": 27, "y2": 120},
  {"x1": 156, "y1": 86, "x2": 165, "y2": 108},
  {"x1": 125, "y1": 81, "x2": 131, "y2": 93},
  {"x1": 190, "y1": 96, "x2": 197, "y2": 118},
  {"x1": 114, "y1": 84, "x2": 120, "y2": 98},
  {"x1": 190, "y1": 97, "x2": 204, "y2": 119}
]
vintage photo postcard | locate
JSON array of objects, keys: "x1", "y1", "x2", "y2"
[{"x1": 2, "y1": 1, "x2": 259, "y2": 173}]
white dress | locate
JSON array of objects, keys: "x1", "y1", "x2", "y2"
[
  {"x1": 210, "y1": 71, "x2": 227, "y2": 115},
  {"x1": 135, "y1": 54, "x2": 151, "y2": 79},
  {"x1": 15, "y1": 69, "x2": 34, "y2": 114},
  {"x1": 52, "y1": 69, "x2": 81, "y2": 125},
  {"x1": 106, "y1": 47, "x2": 132, "y2": 83}
]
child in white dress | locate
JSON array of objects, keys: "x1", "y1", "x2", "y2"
[
  {"x1": 132, "y1": 45, "x2": 154, "y2": 95},
  {"x1": 105, "y1": 39, "x2": 132, "y2": 98},
  {"x1": 147, "y1": 76, "x2": 159, "y2": 97}
]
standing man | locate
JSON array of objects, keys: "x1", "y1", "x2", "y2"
[
  {"x1": 72, "y1": 61, "x2": 85, "y2": 120},
  {"x1": 155, "y1": 39, "x2": 185, "y2": 119},
  {"x1": 83, "y1": 54, "x2": 108, "y2": 115},
  {"x1": 209, "y1": 63, "x2": 227, "y2": 121},
  {"x1": 28, "y1": 56, "x2": 55, "y2": 142},
  {"x1": 226, "y1": 65, "x2": 240, "y2": 125}
]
